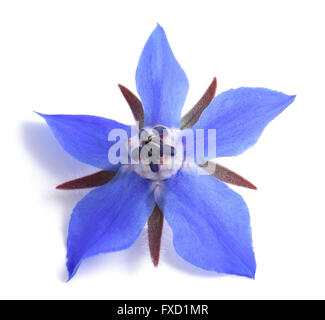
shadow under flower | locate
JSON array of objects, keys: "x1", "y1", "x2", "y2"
[
  {"x1": 21, "y1": 121, "x2": 93, "y2": 179},
  {"x1": 20, "y1": 121, "x2": 149, "y2": 281},
  {"x1": 21, "y1": 120, "x2": 92, "y2": 235},
  {"x1": 70, "y1": 229, "x2": 149, "y2": 281}
]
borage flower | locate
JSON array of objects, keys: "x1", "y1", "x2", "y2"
[{"x1": 37, "y1": 25, "x2": 295, "y2": 280}]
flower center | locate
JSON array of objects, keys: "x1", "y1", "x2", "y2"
[{"x1": 129, "y1": 125, "x2": 183, "y2": 180}]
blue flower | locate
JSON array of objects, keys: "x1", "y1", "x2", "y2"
[{"x1": 37, "y1": 25, "x2": 295, "y2": 280}]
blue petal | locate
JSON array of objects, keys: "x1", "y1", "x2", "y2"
[
  {"x1": 136, "y1": 25, "x2": 189, "y2": 128},
  {"x1": 36, "y1": 113, "x2": 132, "y2": 170},
  {"x1": 67, "y1": 167, "x2": 155, "y2": 280},
  {"x1": 155, "y1": 165, "x2": 256, "y2": 278},
  {"x1": 192, "y1": 88, "x2": 296, "y2": 160}
]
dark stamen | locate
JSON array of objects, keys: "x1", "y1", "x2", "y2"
[
  {"x1": 160, "y1": 144, "x2": 176, "y2": 157},
  {"x1": 170, "y1": 146, "x2": 175, "y2": 156},
  {"x1": 153, "y1": 125, "x2": 168, "y2": 138},
  {"x1": 149, "y1": 162, "x2": 159, "y2": 172},
  {"x1": 159, "y1": 143, "x2": 164, "y2": 157},
  {"x1": 138, "y1": 128, "x2": 176, "y2": 173}
]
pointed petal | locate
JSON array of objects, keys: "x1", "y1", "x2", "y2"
[
  {"x1": 148, "y1": 205, "x2": 164, "y2": 267},
  {"x1": 36, "y1": 113, "x2": 132, "y2": 170},
  {"x1": 118, "y1": 84, "x2": 144, "y2": 129},
  {"x1": 56, "y1": 170, "x2": 116, "y2": 190},
  {"x1": 192, "y1": 88, "x2": 296, "y2": 159},
  {"x1": 199, "y1": 161, "x2": 257, "y2": 190},
  {"x1": 67, "y1": 167, "x2": 154, "y2": 279},
  {"x1": 155, "y1": 165, "x2": 256, "y2": 278},
  {"x1": 136, "y1": 25, "x2": 189, "y2": 128},
  {"x1": 181, "y1": 77, "x2": 217, "y2": 129}
]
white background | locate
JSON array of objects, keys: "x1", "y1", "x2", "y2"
[{"x1": 0, "y1": 0, "x2": 324, "y2": 299}]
